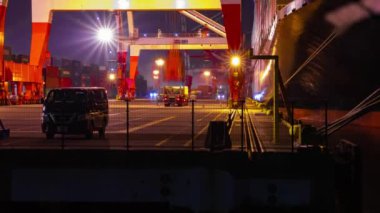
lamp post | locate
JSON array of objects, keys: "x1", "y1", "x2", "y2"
[
  {"x1": 107, "y1": 72, "x2": 116, "y2": 98},
  {"x1": 231, "y1": 55, "x2": 241, "y2": 68},
  {"x1": 251, "y1": 55, "x2": 280, "y2": 145},
  {"x1": 155, "y1": 58, "x2": 165, "y2": 93},
  {"x1": 229, "y1": 55, "x2": 243, "y2": 108},
  {"x1": 155, "y1": 58, "x2": 165, "y2": 67},
  {"x1": 203, "y1": 70, "x2": 211, "y2": 84},
  {"x1": 203, "y1": 70, "x2": 211, "y2": 78},
  {"x1": 108, "y1": 73, "x2": 116, "y2": 81}
]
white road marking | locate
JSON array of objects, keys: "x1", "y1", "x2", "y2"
[
  {"x1": 108, "y1": 117, "x2": 144, "y2": 127},
  {"x1": 156, "y1": 137, "x2": 172, "y2": 146},
  {"x1": 157, "y1": 110, "x2": 217, "y2": 147},
  {"x1": 196, "y1": 111, "x2": 213, "y2": 122},
  {"x1": 114, "y1": 116, "x2": 175, "y2": 133}
]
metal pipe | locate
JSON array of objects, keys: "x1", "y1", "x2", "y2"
[
  {"x1": 192, "y1": 100, "x2": 195, "y2": 151},
  {"x1": 126, "y1": 99, "x2": 129, "y2": 150},
  {"x1": 325, "y1": 101, "x2": 328, "y2": 149},
  {"x1": 291, "y1": 102, "x2": 294, "y2": 153},
  {"x1": 274, "y1": 57, "x2": 279, "y2": 144},
  {"x1": 241, "y1": 101, "x2": 244, "y2": 152}
]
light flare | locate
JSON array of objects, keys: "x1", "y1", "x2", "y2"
[
  {"x1": 231, "y1": 55, "x2": 241, "y2": 67},
  {"x1": 260, "y1": 60, "x2": 273, "y2": 83},
  {"x1": 97, "y1": 27, "x2": 114, "y2": 43}
]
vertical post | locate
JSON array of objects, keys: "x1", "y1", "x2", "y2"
[
  {"x1": 273, "y1": 57, "x2": 280, "y2": 144},
  {"x1": 251, "y1": 55, "x2": 280, "y2": 144},
  {"x1": 291, "y1": 102, "x2": 294, "y2": 153},
  {"x1": 61, "y1": 133, "x2": 64, "y2": 150},
  {"x1": 126, "y1": 99, "x2": 130, "y2": 150},
  {"x1": 43, "y1": 68, "x2": 46, "y2": 98},
  {"x1": 241, "y1": 100, "x2": 244, "y2": 152},
  {"x1": 61, "y1": 106, "x2": 65, "y2": 150},
  {"x1": 191, "y1": 100, "x2": 195, "y2": 151},
  {"x1": 324, "y1": 100, "x2": 328, "y2": 149}
]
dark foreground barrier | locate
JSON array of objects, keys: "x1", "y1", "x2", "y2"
[
  {"x1": 204, "y1": 121, "x2": 231, "y2": 151},
  {"x1": 0, "y1": 150, "x2": 335, "y2": 212}
]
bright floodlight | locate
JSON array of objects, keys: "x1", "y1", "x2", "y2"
[
  {"x1": 97, "y1": 28, "x2": 114, "y2": 43},
  {"x1": 231, "y1": 55, "x2": 241, "y2": 67},
  {"x1": 155, "y1": 58, "x2": 165, "y2": 66},
  {"x1": 153, "y1": 70, "x2": 160, "y2": 75},
  {"x1": 203, "y1": 70, "x2": 211, "y2": 77},
  {"x1": 108, "y1": 73, "x2": 116, "y2": 81},
  {"x1": 118, "y1": 0, "x2": 130, "y2": 9}
]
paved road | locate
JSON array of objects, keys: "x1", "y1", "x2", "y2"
[{"x1": 0, "y1": 99, "x2": 242, "y2": 150}]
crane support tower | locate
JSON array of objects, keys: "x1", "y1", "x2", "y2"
[{"x1": 115, "y1": 11, "x2": 128, "y2": 100}]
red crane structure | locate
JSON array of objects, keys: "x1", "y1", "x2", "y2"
[{"x1": 115, "y1": 11, "x2": 128, "y2": 100}]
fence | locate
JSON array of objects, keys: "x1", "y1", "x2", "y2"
[{"x1": 0, "y1": 99, "x2": 245, "y2": 151}]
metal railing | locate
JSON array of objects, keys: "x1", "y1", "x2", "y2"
[
  {"x1": 316, "y1": 88, "x2": 380, "y2": 136},
  {"x1": 123, "y1": 32, "x2": 220, "y2": 39},
  {"x1": 0, "y1": 99, "x2": 246, "y2": 151}
]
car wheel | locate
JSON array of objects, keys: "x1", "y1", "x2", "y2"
[
  {"x1": 98, "y1": 128, "x2": 105, "y2": 139},
  {"x1": 85, "y1": 122, "x2": 94, "y2": 139},
  {"x1": 46, "y1": 131, "x2": 54, "y2": 139},
  {"x1": 46, "y1": 125, "x2": 55, "y2": 139}
]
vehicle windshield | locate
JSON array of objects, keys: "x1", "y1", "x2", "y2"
[
  {"x1": 47, "y1": 90, "x2": 87, "y2": 104},
  {"x1": 44, "y1": 89, "x2": 89, "y2": 113}
]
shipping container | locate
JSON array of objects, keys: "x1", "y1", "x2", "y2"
[
  {"x1": 59, "y1": 69, "x2": 71, "y2": 78},
  {"x1": 45, "y1": 66, "x2": 59, "y2": 78},
  {"x1": 45, "y1": 77, "x2": 60, "y2": 89},
  {"x1": 60, "y1": 77, "x2": 72, "y2": 87}
]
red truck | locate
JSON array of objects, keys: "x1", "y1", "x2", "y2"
[{"x1": 162, "y1": 86, "x2": 189, "y2": 107}]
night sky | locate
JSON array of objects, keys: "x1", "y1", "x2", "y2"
[{"x1": 4, "y1": 0, "x2": 204, "y2": 86}]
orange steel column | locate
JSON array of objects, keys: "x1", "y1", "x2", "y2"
[
  {"x1": 16, "y1": 82, "x2": 23, "y2": 104},
  {"x1": 221, "y1": 0, "x2": 241, "y2": 50},
  {"x1": 128, "y1": 55, "x2": 139, "y2": 99},
  {"x1": 221, "y1": 0, "x2": 242, "y2": 104},
  {"x1": 0, "y1": 1, "x2": 8, "y2": 89},
  {"x1": 30, "y1": 22, "x2": 51, "y2": 68},
  {"x1": 115, "y1": 11, "x2": 127, "y2": 100}
]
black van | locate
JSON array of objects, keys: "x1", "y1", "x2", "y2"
[{"x1": 41, "y1": 87, "x2": 109, "y2": 139}]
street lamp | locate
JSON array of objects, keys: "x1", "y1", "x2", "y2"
[
  {"x1": 154, "y1": 58, "x2": 165, "y2": 92},
  {"x1": 153, "y1": 69, "x2": 160, "y2": 76},
  {"x1": 230, "y1": 55, "x2": 241, "y2": 68},
  {"x1": 203, "y1": 70, "x2": 211, "y2": 77},
  {"x1": 97, "y1": 27, "x2": 114, "y2": 43},
  {"x1": 155, "y1": 58, "x2": 165, "y2": 67},
  {"x1": 108, "y1": 73, "x2": 116, "y2": 81}
]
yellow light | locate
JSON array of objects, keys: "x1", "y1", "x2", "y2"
[
  {"x1": 97, "y1": 28, "x2": 114, "y2": 43},
  {"x1": 233, "y1": 71, "x2": 238, "y2": 78},
  {"x1": 176, "y1": 0, "x2": 187, "y2": 8},
  {"x1": 153, "y1": 69, "x2": 160, "y2": 75},
  {"x1": 203, "y1": 70, "x2": 211, "y2": 77},
  {"x1": 108, "y1": 73, "x2": 116, "y2": 81},
  {"x1": 231, "y1": 55, "x2": 241, "y2": 67},
  {"x1": 155, "y1": 58, "x2": 165, "y2": 66},
  {"x1": 118, "y1": 0, "x2": 130, "y2": 9},
  {"x1": 153, "y1": 75, "x2": 159, "y2": 80}
]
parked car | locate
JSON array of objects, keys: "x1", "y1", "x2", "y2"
[{"x1": 41, "y1": 87, "x2": 109, "y2": 139}]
